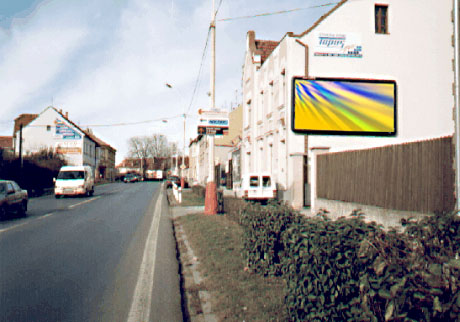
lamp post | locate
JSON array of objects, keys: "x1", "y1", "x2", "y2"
[{"x1": 166, "y1": 83, "x2": 186, "y2": 189}]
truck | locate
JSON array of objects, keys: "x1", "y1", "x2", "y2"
[{"x1": 145, "y1": 169, "x2": 164, "y2": 181}]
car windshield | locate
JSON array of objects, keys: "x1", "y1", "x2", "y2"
[{"x1": 57, "y1": 171, "x2": 84, "y2": 180}]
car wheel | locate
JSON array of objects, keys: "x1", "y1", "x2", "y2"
[
  {"x1": 55, "y1": 194, "x2": 61, "y2": 199},
  {"x1": 19, "y1": 201, "x2": 27, "y2": 216},
  {"x1": 0, "y1": 206, "x2": 6, "y2": 219},
  {"x1": 89, "y1": 188, "x2": 94, "y2": 196}
]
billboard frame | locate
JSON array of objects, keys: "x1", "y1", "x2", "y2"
[{"x1": 291, "y1": 76, "x2": 397, "y2": 136}]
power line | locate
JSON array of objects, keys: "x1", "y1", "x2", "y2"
[
  {"x1": 186, "y1": 26, "x2": 212, "y2": 114},
  {"x1": 217, "y1": 2, "x2": 339, "y2": 22},
  {"x1": 215, "y1": 0, "x2": 224, "y2": 16}
]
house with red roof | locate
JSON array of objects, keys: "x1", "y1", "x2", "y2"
[
  {"x1": 13, "y1": 106, "x2": 115, "y2": 177},
  {"x1": 242, "y1": 0, "x2": 454, "y2": 212}
]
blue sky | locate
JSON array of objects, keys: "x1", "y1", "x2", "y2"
[{"x1": 0, "y1": 0, "x2": 336, "y2": 163}]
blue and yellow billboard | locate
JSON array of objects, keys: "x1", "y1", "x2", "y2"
[{"x1": 292, "y1": 77, "x2": 397, "y2": 136}]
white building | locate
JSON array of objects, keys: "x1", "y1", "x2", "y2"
[
  {"x1": 242, "y1": 0, "x2": 454, "y2": 209},
  {"x1": 14, "y1": 106, "x2": 98, "y2": 168}
]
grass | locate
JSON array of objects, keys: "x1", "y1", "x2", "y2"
[
  {"x1": 171, "y1": 189, "x2": 205, "y2": 207},
  {"x1": 175, "y1": 213, "x2": 287, "y2": 321}
]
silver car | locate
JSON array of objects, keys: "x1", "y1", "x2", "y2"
[{"x1": 0, "y1": 180, "x2": 28, "y2": 218}]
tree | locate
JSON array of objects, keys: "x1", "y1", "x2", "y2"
[
  {"x1": 127, "y1": 134, "x2": 179, "y2": 172},
  {"x1": 149, "y1": 134, "x2": 173, "y2": 158}
]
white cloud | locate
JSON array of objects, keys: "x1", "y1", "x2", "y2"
[
  {"x1": 0, "y1": 0, "x2": 334, "y2": 163},
  {"x1": 0, "y1": 25, "x2": 88, "y2": 120}
]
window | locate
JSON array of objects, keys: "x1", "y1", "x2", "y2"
[
  {"x1": 262, "y1": 176, "x2": 271, "y2": 187},
  {"x1": 249, "y1": 176, "x2": 259, "y2": 187},
  {"x1": 46, "y1": 125, "x2": 51, "y2": 131},
  {"x1": 375, "y1": 4, "x2": 388, "y2": 34}
]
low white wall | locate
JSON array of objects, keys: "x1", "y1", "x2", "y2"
[{"x1": 310, "y1": 198, "x2": 430, "y2": 229}]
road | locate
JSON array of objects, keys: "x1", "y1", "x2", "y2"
[{"x1": 0, "y1": 181, "x2": 182, "y2": 322}]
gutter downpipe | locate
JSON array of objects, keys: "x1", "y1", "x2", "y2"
[
  {"x1": 295, "y1": 39, "x2": 310, "y2": 208},
  {"x1": 455, "y1": 0, "x2": 460, "y2": 214}
]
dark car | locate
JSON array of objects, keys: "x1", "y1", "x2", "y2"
[
  {"x1": 124, "y1": 173, "x2": 139, "y2": 183},
  {"x1": 165, "y1": 175, "x2": 189, "y2": 189},
  {"x1": 0, "y1": 180, "x2": 28, "y2": 218},
  {"x1": 165, "y1": 175, "x2": 180, "y2": 189}
]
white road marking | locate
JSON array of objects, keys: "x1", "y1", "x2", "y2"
[
  {"x1": 68, "y1": 196, "x2": 101, "y2": 209},
  {"x1": 0, "y1": 212, "x2": 55, "y2": 234},
  {"x1": 127, "y1": 191, "x2": 162, "y2": 322},
  {"x1": 39, "y1": 213, "x2": 54, "y2": 219},
  {"x1": 0, "y1": 221, "x2": 31, "y2": 234}
]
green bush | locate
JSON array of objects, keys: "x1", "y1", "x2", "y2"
[
  {"x1": 282, "y1": 212, "x2": 378, "y2": 321},
  {"x1": 0, "y1": 149, "x2": 66, "y2": 196},
  {"x1": 240, "y1": 201, "x2": 304, "y2": 277},
  {"x1": 357, "y1": 213, "x2": 460, "y2": 322},
  {"x1": 238, "y1": 203, "x2": 460, "y2": 321}
]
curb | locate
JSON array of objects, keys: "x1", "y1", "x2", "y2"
[{"x1": 169, "y1": 200, "x2": 216, "y2": 321}]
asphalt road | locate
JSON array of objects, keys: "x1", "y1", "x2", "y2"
[{"x1": 0, "y1": 181, "x2": 182, "y2": 322}]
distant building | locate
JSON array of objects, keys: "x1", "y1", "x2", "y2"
[
  {"x1": 13, "y1": 106, "x2": 115, "y2": 174},
  {"x1": 0, "y1": 136, "x2": 14, "y2": 157},
  {"x1": 84, "y1": 129, "x2": 117, "y2": 181},
  {"x1": 189, "y1": 105, "x2": 243, "y2": 186}
]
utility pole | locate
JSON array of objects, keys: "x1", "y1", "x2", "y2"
[
  {"x1": 181, "y1": 113, "x2": 186, "y2": 189},
  {"x1": 19, "y1": 124, "x2": 23, "y2": 172},
  {"x1": 455, "y1": 0, "x2": 460, "y2": 213},
  {"x1": 204, "y1": 0, "x2": 218, "y2": 215}
]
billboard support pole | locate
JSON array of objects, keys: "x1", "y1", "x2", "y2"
[{"x1": 455, "y1": 0, "x2": 460, "y2": 214}]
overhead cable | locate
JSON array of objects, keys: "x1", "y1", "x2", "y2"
[{"x1": 217, "y1": 2, "x2": 339, "y2": 22}]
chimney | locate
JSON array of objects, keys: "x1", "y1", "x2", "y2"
[{"x1": 65, "y1": 111, "x2": 68, "y2": 118}]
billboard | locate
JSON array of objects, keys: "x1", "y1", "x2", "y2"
[{"x1": 292, "y1": 77, "x2": 397, "y2": 136}]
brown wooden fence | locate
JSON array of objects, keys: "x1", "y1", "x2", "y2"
[{"x1": 316, "y1": 136, "x2": 455, "y2": 213}]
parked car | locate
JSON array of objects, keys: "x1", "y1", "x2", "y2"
[
  {"x1": 124, "y1": 173, "x2": 140, "y2": 183},
  {"x1": 239, "y1": 173, "x2": 277, "y2": 201},
  {"x1": 165, "y1": 175, "x2": 180, "y2": 189},
  {"x1": 54, "y1": 165, "x2": 95, "y2": 198},
  {"x1": 0, "y1": 180, "x2": 28, "y2": 218}
]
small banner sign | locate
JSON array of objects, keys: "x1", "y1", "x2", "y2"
[{"x1": 197, "y1": 110, "x2": 229, "y2": 136}]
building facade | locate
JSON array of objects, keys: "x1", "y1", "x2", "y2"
[
  {"x1": 242, "y1": 0, "x2": 455, "y2": 209},
  {"x1": 14, "y1": 106, "x2": 99, "y2": 168}
]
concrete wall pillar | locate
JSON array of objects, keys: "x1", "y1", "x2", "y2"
[{"x1": 310, "y1": 147, "x2": 330, "y2": 214}]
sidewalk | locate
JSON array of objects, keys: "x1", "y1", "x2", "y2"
[{"x1": 167, "y1": 189, "x2": 217, "y2": 322}]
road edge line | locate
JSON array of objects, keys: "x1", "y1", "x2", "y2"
[{"x1": 127, "y1": 187, "x2": 163, "y2": 322}]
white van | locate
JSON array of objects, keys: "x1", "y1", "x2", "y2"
[
  {"x1": 54, "y1": 166, "x2": 95, "y2": 198},
  {"x1": 239, "y1": 173, "x2": 277, "y2": 201}
]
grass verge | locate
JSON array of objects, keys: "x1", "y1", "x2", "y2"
[
  {"x1": 175, "y1": 213, "x2": 287, "y2": 321},
  {"x1": 174, "y1": 189, "x2": 205, "y2": 207}
]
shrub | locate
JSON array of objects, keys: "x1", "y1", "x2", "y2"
[
  {"x1": 238, "y1": 203, "x2": 460, "y2": 321},
  {"x1": 0, "y1": 149, "x2": 66, "y2": 196},
  {"x1": 240, "y1": 201, "x2": 304, "y2": 277},
  {"x1": 357, "y1": 213, "x2": 460, "y2": 322},
  {"x1": 282, "y1": 212, "x2": 378, "y2": 321}
]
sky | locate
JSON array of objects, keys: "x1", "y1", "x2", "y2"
[{"x1": 0, "y1": 0, "x2": 337, "y2": 164}]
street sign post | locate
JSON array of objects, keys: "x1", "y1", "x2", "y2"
[{"x1": 197, "y1": 110, "x2": 229, "y2": 136}]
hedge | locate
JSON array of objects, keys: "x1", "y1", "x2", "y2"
[{"x1": 235, "y1": 200, "x2": 460, "y2": 321}]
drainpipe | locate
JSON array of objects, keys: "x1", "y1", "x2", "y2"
[{"x1": 296, "y1": 39, "x2": 310, "y2": 207}]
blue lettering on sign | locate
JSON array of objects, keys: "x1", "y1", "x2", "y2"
[
  {"x1": 209, "y1": 119, "x2": 228, "y2": 125},
  {"x1": 319, "y1": 36, "x2": 345, "y2": 48}
]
